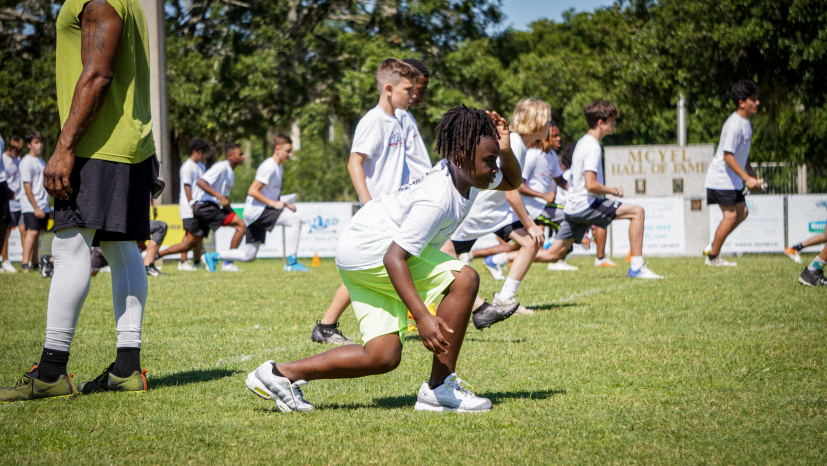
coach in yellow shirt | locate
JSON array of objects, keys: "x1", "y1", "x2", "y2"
[{"x1": 1, "y1": 0, "x2": 156, "y2": 402}]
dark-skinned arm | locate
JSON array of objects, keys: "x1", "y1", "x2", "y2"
[
  {"x1": 553, "y1": 175, "x2": 567, "y2": 191},
  {"x1": 45, "y1": 0, "x2": 124, "y2": 200},
  {"x1": 384, "y1": 242, "x2": 452, "y2": 354}
]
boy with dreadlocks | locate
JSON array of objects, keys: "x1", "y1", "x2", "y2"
[{"x1": 246, "y1": 106, "x2": 522, "y2": 412}]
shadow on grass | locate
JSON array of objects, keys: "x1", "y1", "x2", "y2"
[
  {"x1": 526, "y1": 302, "x2": 578, "y2": 311},
  {"x1": 151, "y1": 368, "x2": 239, "y2": 389},
  {"x1": 312, "y1": 388, "x2": 566, "y2": 411}
]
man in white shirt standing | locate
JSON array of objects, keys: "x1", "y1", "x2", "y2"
[{"x1": 703, "y1": 80, "x2": 762, "y2": 266}]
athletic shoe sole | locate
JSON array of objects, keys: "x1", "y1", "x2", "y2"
[
  {"x1": 413, "y1": 400, "x2": 491, "y2": 413},
  {"x1": 245, "y1": 372, "x2": 293, "y2": 412}
]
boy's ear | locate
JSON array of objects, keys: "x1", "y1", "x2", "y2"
[{"x1": 383, "y1": 82, "x2": 393, "y2": 95}]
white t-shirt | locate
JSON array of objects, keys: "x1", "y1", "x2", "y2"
[
  {"x1": 19, "y1": 154, "x2": 50, "y2": 213},
  {"x1": 705, "y1": 112, "x2": 752, "y2": 190},
  {"x1": 554, "y1": 169, "x2": 571, "y2": 207},
  {"x1": 178, "y1": 158, "x2": 206, "y2": 219},
  {"x1": 564, "y1": 134, "x2": 603, "y2": 215},
  {"x1": 2, "y1": 153, "x2": 22, "y2": 212},
  {"x1": 243, "y1": 157, "x2": 283, "y2": 225},
  {"x1": 192, "y1": 160, "x2": 234, "y2": 204},
  {"x1": 351, "y1": 106, "x2": 409, "y2": 201},
  {"x1": 396, "y1": 109, "x2": 432, "y2": 180},
  {"x1": 518, "y1": 148, "x2": 563, "y2": 220},
  {"x1": 337, "y1": 160, "x2": 489, "y2": 271},
  {"x1": 451, "y1": 133, "x2": 527, "y2": 241}
]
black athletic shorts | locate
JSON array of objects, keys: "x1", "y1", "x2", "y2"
[
  {"x1": 10, "y1": 210, "x2": 21, "y2": 227},
  {"x1": 245, "y1": 207, "x2": 282, "y2": 244},
  {"x1": 191, "y1": 201, "x2": 236, "y2": 238},
  {"x1": 23, "y1": 212, "x2": 50, "y2": 231},
  {"x1": 494, "y1": 220, "x2": 523, "y2": 242},
  {"x1": 149, "y1": 220, "x2": 168, "y2": 244},
  {"x1": 706, "y1": 188, "x2": 745, "y2": 207},
  {"x1": 451, "y1": 239, "x2": 478, "y2": 255},
  {"x1": 182, "y1": 218, "x2": 198, "y2": 234},
  {"x1": 0, "y1": 181, "x2": 11, "y2": 224},
  {"x1": 53, "y1": 155, "x2": 155, "y2": 246}
]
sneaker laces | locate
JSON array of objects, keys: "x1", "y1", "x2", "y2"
[
  {"x1": 447, "y1": 375, "x2": 475, "y2": 398},
  {"x1": 290, "y1": 380, "x2": 310, "y2": 404}
]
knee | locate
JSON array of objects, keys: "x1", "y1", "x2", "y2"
[
  {"x1": 371, "y1": 346, "x2": 402, "y2": 374},
  {"x1": 455, "y1": 266, "x2": 480, "y2": 296},
  {"x1": 635, "y1": 205, "x2": 645, "y2": 220},
  {"x1": 738, "y1": 209, "x2": 749, "y2": 222}
]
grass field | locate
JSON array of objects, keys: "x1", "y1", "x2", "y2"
[{"x1": 1, "y1": 255, "x2": 825, "y2": 464}]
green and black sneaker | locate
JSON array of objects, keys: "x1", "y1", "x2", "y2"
[
  {"x1": 77, "y1": 363, "x2": 148, "y2": 395},
  {"x1": 0, "y1": 364, "x2": 77, "y2": 403}
]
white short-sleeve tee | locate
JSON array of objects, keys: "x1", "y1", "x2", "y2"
[
  {"x1": 351, "y1": 106, "x2": 410, "y2": 201},
  {"x1": 396, "y1": 109, "x2": 432, "y2": 180},
  {"x1": 705, "y1": 112, "x2": 752, "y2": 191},
  {"x1": 243, "y1": 157, "x2": 283, "y2": 225},
  {"x1": 336, "y1": 160, "x2": 483, "y2": 271},
  {"x1": 19, "y1": 154, "x2": 50, "y2": 213},
  {"x1": 554, "y1": 168, "x2": 572, "y2": 207},
  {"x1": 451, "y1": 132, "x2": 527, "y2": 241},
  {"x1": 178, "y1": 158, "x2": 206, "y2": 219},
  {"x1": 2, "y1": 153, "x2": 22, "y2": 212},
  {"x1": 564, "y1": 134, "x2": 603, "y2": 215},
  {"x1": 192, "y1": 160, "x2": 234, "y2": 204},
  {"x1": 517, "y1": 148, "x2": 563, "y2": 220}
]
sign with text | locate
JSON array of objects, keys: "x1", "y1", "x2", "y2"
[
  {"x1": 604, "y1": 144, "x2": 714, "y2": 198},
  {"x1": 787, "y1": 194, "x2": 827, "y2": 253},
  {"x1": 216, "y1": 202, "x2": 352, "y2": 258},
  {"x1": 611, "y1": 197, "x2": 686, "y2": 256},
  {"x1": 708, "y1": 195, "x2": 785, "y2": 253}
]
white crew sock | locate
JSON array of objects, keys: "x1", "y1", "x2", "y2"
[
  {"x1": 499, "y1": 277, "x2": 520, "y2": 299},
  {"x1": 631, "y1": 256, "x2": 644, "y2": 270},
  {"x1": 219, "y1": 243, "x2": 259, "y2": 262}
]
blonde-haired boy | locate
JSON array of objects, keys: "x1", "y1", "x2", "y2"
[{"x1": 310, "y1": 57, "x2": 421, "y2": 344}]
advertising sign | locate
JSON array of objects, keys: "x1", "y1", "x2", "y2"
[
  {"x1": 708, "y1": 195, "x2": 785, "y2": 253},
  {"x1": 787, "y1": 194, "x2": 827, "y2": 252},
  {"x1": 611, "y1": 197, "x2": 686, "y2": 256}
]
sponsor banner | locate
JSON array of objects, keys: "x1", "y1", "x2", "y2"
[
  {"x1": 708, "y1": 195, "x2": 785, "y2": 253},
  {"x1": 5, "y1": 227, "x2": 23, "y2": 262},
  {"x1": 787, "y1": 194, "x2": 827, "y2": 252},
  {"x1": 612, "y1": 197, "x2": 685, "y2": 256},
  {"x1": 216, "y1": 202, "x2": 352, "y2": 258}
]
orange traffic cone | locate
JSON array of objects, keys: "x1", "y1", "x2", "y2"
[
  {"x1": 311, "y1": 251, "x2": 321, "y2": 267},
  {"x1": 626, "y1": 251, "x2": 632, "y2": 263}
]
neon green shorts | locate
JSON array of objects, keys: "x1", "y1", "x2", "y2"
[{"x1": 338, "y1": 245, "x2": 464, "y2": 345}]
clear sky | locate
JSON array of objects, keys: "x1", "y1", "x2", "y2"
[{"x1": 498, "y1": 0, "x2": 613, "y2": 29}]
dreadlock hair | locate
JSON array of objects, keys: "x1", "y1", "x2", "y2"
[{"x1": 435, "y1": 104, "x2": 499, "y2": 169}]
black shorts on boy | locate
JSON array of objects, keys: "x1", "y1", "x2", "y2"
[
  {"x1": 245, "y1": 206, "x2": 282, "y2": 244},
  {"x1": 557, "y1": 198, "x2": 620, "y2": 244},
  {"x1": 191, "y1": 201, "x2": 236, "y2": 238},
  {"x1": 706, "y1": 188, "x2": 745, "y2": 207}
]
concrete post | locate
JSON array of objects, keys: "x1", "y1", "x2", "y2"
[
  {"x1": 677, "y1": 93, "x2": 687, "y2": 147},
  {"x1": 140, "y1": 0, "x2": 171, "y2": 203}
]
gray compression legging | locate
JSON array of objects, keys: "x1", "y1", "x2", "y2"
[{"x1": 44, "y1": 228, "x2": 147, "y2": 352}]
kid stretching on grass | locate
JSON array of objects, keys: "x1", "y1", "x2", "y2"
[{"x1": 246, "y1": 105, "x2": 522, "y2": 412}]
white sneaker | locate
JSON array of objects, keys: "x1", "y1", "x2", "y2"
[
  {"x1": 514, "y1": 305, "x2": 534, "y2": 315},
  {"x1": 705, "y1": 256, "x2": 737, "y2": 267},
  {"x1": 414, "y1": 373, "x2": 492, "y2": 412},
  {"x1": 785, "y1": 247, "x2": 802, "y2": 264},
  {"x1": 178, "y1": 261, "x2": 197, "y2": 271},
  {"x1": 245, "y1": 361, "x2": 315, "y2": 412},
  {"x1": 594, "y1": 257, "x2": 617, "y2": 267},
  {"x1": 492, "y1": 292, "x2": 517, "y2": 307},
  {"x1": 483, "y1": 255, "x2": 505, "y2": 280},
  {"x1": 99, "y1": 266, "x2": 111, "y2": 273},
  {"x1": 547, "y1": 260, "x2": 578, "y2": 271},
  {"x1": 2, "y1": 260, "x2": 17, "y2": 273},
  {"x1": 221, "y1": 262, "x2": 241, "y2": 272},
  {"x1": 627, "y1": 265, "x2": 663, "y2": 279},
  {"x1": 702, "y1": 243, "x2": 712, "y2": 256},
  {"x1": 457, "y1": 252, "x2": 473, "y2": 267}
]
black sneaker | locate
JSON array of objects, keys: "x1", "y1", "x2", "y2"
[
  {"x1": 146, "y1": 264, "x2": 165, "y2": 277},
  {"x1": 310, "y1": 321, "x2": 355, "y2": 345},
  {"x1": 20, "y1": 264, "x2": 31, "y2": 272},
  {"x1": 39, "y1": 255, "x2": 54, "y2": 278},
  {"x1": 799, "y1": 267, "x2": 827, "y2": 286},
  {"x1": 472, "y1": 300, "x2": 520, "y2": 330}
]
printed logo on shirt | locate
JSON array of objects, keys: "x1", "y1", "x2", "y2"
[{"x1": 389, "y1": 132, "x2": 404, "y2": 148}]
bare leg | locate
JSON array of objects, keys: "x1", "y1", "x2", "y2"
[
  {"x1": 503, "y1": 229, "x2": 540, "y2": 282},
  {"x1": 429, "y1": 266, "x2": 478, "y2": 386},
  {"x1": 517, "y1": 238, "x2": 574, "y2": 263},
  {"x1": 158, "y1": 233, "x2": 199, "y2": 258},
  {"x1": 144, "y1": 241, "x2": 161, "y2": 267},
  {"x1": 277, "y1": 333, "x2": 402, "y2": 382},
  {"x1": 319, "y1": 284, "x2": 351, "y2": 325},
  {"x1": 229, "y1": 216, "x2": 246, "y2": 250},
  {"x1": 710, "y1": 203, "x2": 748, "y2": 256},
  {"x1": 0, "y1": 224, "x2": 8, "y2": 262},
  {"x1": 193, "y1": 237, "x2": 203, "y2": 262},
  {"x1": 440, "y1": 239, "x2": 486, "y2": 311},
  {"x1": 22, "y1": 229, "x2": 39, "y2": 266},
  {"x1": 471, "y1": 239, "x2": 517, "y2": 259},
  {"x1": 799, "y1": 232, "x2": 827, "y2": 249},
  {"x1": 614, "y1": 204, "x2": 645, "y2": 257},
  {"x1": 594, "y1": 227, "x2": 608, "y2": 258}
]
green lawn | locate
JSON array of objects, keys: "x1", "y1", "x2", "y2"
[{"x1": 1, "y1": 255, "x2": 825, "y2": 463}]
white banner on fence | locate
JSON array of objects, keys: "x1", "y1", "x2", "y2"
[
  {"x1": 4, "y1": 228, "x2": 22, "y2": 262},
  {"x1": 708, "y1": 195, "x2": 785, "y2": 253},
  {"x1": 611, "y1": 196, "x2": 686, "y2": 256},
  {"x1": 787, "y1": 194, "x2": 827, "y2": 253},
  {"x1": 216, "y1": 202, "x2": 352, "y2": 258}
]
